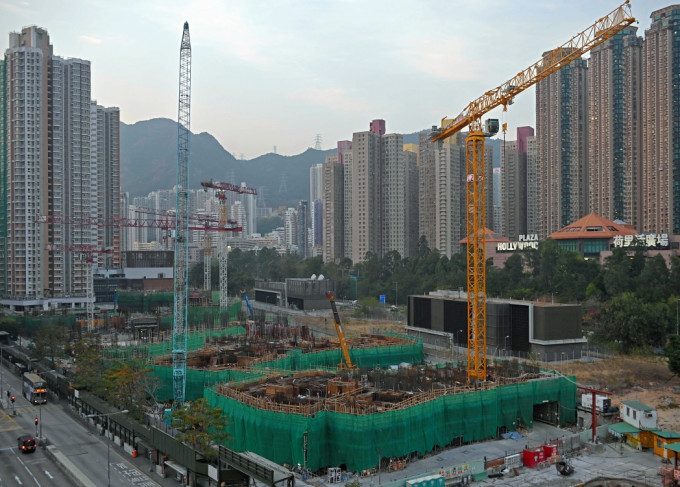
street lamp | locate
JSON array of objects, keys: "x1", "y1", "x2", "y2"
[{"x1": 87, "y1": 410, "x2": 129, "y2": 487}]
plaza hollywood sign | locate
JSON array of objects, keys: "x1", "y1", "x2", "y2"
[{"x1": 496, "y1": 234, "x2": 539, "y2": 252}]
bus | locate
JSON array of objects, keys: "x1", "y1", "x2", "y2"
[{"x1": 23, "y1": 373, "x2": 47, "y2": 405}]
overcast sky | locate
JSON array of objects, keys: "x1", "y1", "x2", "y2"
[{"x1": 0, "y1": 0, "x2": 673, "y2": 158}]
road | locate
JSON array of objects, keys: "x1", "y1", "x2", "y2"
[
  {"x1": 0, "y1": 359, "x2": 159, "y2": 487},
  {"x1": 0, "y1": 400, "x2": 72, "y2": 486}
]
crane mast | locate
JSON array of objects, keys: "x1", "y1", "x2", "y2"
[
  {"x1": 200, "y1": 180, "x2": 257, "y2": 310},
  {"x1": 173, "y1": 21, "x2": 191, "y2": 406},
  {"x1": 431, "y1": 1, "x2": 634, "y2": 382}
]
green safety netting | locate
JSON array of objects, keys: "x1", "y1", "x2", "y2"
[
  {"x1": 251, "y1": 336, "x2": 423, "y2": 372},
  {"x1": 16, "y1": 314, "x2": 77, "y2": 336},
  {"x1": 146, "y1": 334, "x2": 423, "y2": 402},
  {"x1": 116, "y1": 292, "x2": 242, "y2": 323},
  {"x1": 152, "y1": 366, "x2": 266, "y2": 402},
  {"x1": 103, "y1": 325, "x2": 246, "y2": 361},
  {"x1": 205, "y1": 376, "x2": 576, "y2": 472}
]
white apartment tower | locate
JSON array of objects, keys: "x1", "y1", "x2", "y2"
[
  {"x1": 284, "y1": 208, "x2": 298, "y2": 248},
  {"x1": 240, "y1": 182, "x2": 256, "y2": 236}
]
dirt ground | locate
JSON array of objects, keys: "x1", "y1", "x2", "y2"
[
  {"x1": 554, "y1": 355, "x2": 680, "y2": 432},
  {"x1": 294, "y1": 315, "x2": 680, "y2": 431}
]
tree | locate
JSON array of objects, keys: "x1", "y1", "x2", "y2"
[
  {"x1": 102, "y1": 361, "x2": 153, "y2": 418},
  {"x1": 72, "y1": 338, "x2": 105, "y2": 394},
  {"x1": 170, "y1": 398, "x2": 229, "y2": 461},
  {"x1": 665, "y1": 335, "x2": 680, "y2": 377},
  {"x1": 594, "y1": 293, "x2": 667, "y2": 352},
  {"x1": 31, "y1": 324, "x2": 68, "y2": 365}
]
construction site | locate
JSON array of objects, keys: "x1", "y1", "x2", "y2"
[
  {"x1": 101, "y1": 306, "x2": 576, "y2": 474},
  {"x1": 89, "y1": 1, "x2": 631, "y2": 482}
]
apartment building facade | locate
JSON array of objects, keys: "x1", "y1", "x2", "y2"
[{"x1": 0, "y1": 26, "x2": 120, "y2": 310}]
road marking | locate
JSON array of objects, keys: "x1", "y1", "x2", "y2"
[
  {"x1": 11, "y1": 448, "x2": 41, "y2": 487},
  {"x1": 14, "y1": 474, "x2": 22, "y2": 485},
  {"x1": 0, "y1": 407, "x2": 20, "y2": 432},
  {"x1": 44, "y1": 470, "x2": 53, "y2": 479}
]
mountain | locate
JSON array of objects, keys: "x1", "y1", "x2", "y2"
[
  {"x1": 121, "y1": 119, "x2": 501, "y2": 208},
  {"x1": 121, "y1": 118, "x2": 334, "y2": 208}
]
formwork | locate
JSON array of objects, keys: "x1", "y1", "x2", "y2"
[
  {"x1": 148, "y1": 333, "x2": 424, "y2": 403},
  {"x1": 206, "y1": 375, "x2": 575, "y2": 472}
]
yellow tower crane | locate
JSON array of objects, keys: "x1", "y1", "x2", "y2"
[{"x1": 431, "y1": 1, "x2": 635, "y2": 382}]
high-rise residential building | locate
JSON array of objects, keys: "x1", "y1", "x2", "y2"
[
  {"x1": 312, "y1": 199, "x2": 322, "y2": 254},
  {"x1": 381, "y1": 133, "x2": 406, "y2": 257},
  {"x1": 346, "y1": 120, "x2": 414, "y2": 262},
  {"x1": 1, "y1": 27, "x2": 53, "y2": 302},
  {"x1": 284, "y1": 207, "x2": 297, "y2": 248},
  {"x1": 296, "y1": 200, "x2": 309, "y2": 257},
  {"x1": 589, "y1": 27, "x2": 643, "y2": 227},
  {"x1": 240, "y1": 182, "x2": 257, "y2": 236},
  {"x1": 526, "y1": 136, "x2": 539, "y2": 235},
  {"x1": 350, "y1": 121, "x2": 383, "y2": 262},
  {"x1": 231, "y1": 201, "x2": 246, "y2": 239},
  {"x1": 91, "y1": 103, "x2": 121, "y2": 269},
  {"x1": 403, "y1": 147, "x2": 419, "y2": 258},
  {"x1": 339, "y1": 142, "x2": 353, "y2": 261},
  {"x1": 435, "y1": 138, "x2": 466, "y2": 257},
  {"x1": 418, "y1": 132, "x2": 437, "y2": 250},
  {"x1": 501, "y1": 127, "x2": 533, "y2": 240},
  {"x1": 309, "y1": 163, "x2": 323, "y2": 247},
  {"x1": 642, "y1": 6, "x2": 680, "y2": 234},
  {"x1": 536, "y1": 51, "x2": 589, "y2": 238},
  {"x1": 322, "y1": 152, "x2": 344, "y2": 263},
  {"x1": 492, "y1": 167, "x2": 502, "y2": 236},
  {"x1": 0, "y1": 26, "x2": 120, "y2": 309},
  {"x1": 434, "y1": 133, "x2": 494, "y2": 257}
]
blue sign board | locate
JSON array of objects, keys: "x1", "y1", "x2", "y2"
[{"x1": 380, "y1": 295, "x2": 386, "y2": 304}]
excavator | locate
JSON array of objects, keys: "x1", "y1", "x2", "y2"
[
  {"x1": 325, "y1": 292, "x2": 355, "y2": 369},
  {"x1": 241, "y1": 290, "x2": 254, "y2": 320}
]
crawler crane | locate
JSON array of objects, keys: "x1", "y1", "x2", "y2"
[
  {"x1": 326, "y1": 292, "x2": 355, "y2": 369},
  {"x1": 431, "y1": 1, "x2": 634, "y2": 381}
]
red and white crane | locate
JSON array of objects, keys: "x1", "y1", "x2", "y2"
[{"x1": 200, "y1": 180, "x2": 257, "y2": 310}]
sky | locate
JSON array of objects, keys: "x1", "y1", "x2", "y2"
[{"x1": 0, "y1": 0, "x2": 674, "y2": 158}]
